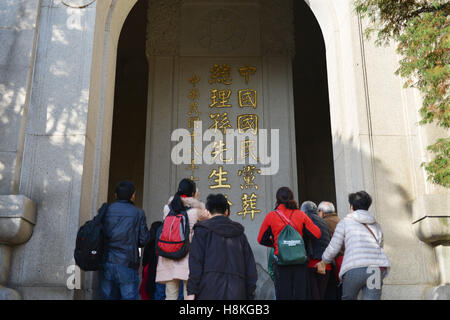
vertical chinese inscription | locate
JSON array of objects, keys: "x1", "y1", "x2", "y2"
[{"x1": 186, "y1": 74, "x2": 201, "y2": 181}]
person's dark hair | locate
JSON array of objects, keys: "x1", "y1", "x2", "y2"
[
  {"x1": 275, "y1": 187, "x2": 298, "y2": 210},
  {"x1": 115, "y1": 180, "x2": 136, "y2": 201},
  {"x1": 205, "y1": 194, "x2": 228, "y2": 215},
  {"x1": 348, "y1": 191, "x2": 372, "y2": 211},
  {"x1": 170, "y1": 178, "x2": 196, "y2": 213}
]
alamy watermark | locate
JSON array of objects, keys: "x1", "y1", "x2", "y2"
[
  {"x1": 366, "y1": 266, "x2": 382, "y2": 290},
  {"x1": 66, "y1": 263, "x2": 81, "y2": 290},
  {"x1": 171, "y1": 121, "x2": 280, "y2": 175}
]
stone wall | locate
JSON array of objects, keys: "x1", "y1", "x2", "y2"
[
  {"x1": 5, "y1": 0, "x2": 98, "y2": 299},
  {"x1": 0, "y1": 0, "x2": 40, "y2": 195},
  {"x1": 308, "y1": 0, "x2": 449, "y2": 299}
]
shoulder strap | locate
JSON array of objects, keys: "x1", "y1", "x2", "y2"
[
  {"x1": 95, "y1": 202, "x2": 109, "y2": 223},
  {"x1": 275, "y1": 209, "x2": 292, "y2": 227},
  {"x1": 275, "y1": 210, "x2": 290, "y2": 225},
  {"x1": 362, "y1": 223, "x2": 378, "y2": 243}
]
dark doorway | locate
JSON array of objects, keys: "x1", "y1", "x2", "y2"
[
  {"x1": 107, "y1": 0, "x2": 149, "y2": 207},
  {"x1": 292, "y1": 1, "x2": 336, "y2": 206}
]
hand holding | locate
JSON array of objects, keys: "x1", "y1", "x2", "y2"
[{"x1": 315, "y1": 261, "x2": 326, "y2": 275}]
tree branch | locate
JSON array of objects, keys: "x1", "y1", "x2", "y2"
[{"x1": 409, "y1": 3, "x2": 450, "y2": 18}]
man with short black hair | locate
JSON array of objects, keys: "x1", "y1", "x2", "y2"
[
  {"x1": 99, "y1": 180, "x2": 151, "y2": 300},
  {"x1": 348, "y1": 191, "x2": 372, "y2": 211},
  {"x1": 186, "y1": 194, "x2": 257, "y2": 300}
]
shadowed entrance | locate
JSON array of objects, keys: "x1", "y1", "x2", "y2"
[
  {"x1": 293, "y1": 1, "x2": 336, "y2": 207},
  {"x1": 107, "y1": 0, "x2": 149, "y2": 207}
]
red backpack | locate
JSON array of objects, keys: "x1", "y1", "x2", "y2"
[{"x1": 155, "y1": 208, "x2": 190, "y2": 260}]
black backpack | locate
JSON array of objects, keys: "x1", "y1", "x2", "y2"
[{"x1": 74, "y1": 203, "x2": 108, "y2": 271}]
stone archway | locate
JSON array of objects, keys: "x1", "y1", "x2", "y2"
[
  {"x1": 79, "y1": 0, "x2": 139, "y2": 298},
  {"x1": 80, "y1": 0, "x2": 138, "y2": 228},
  {"x1": 80, "y1": 0, "x2": 376, "y2": 299},
  {"x1": 82, "y1": 0, "x2": 361, "y2": 244},
  {"x1": 106, "y1": 0, "x2": 149, "y2": 208},
  {"x1": 307, "y1": 1, "x2": 374, "y2": 216},
  {"x1": 80, "y1": 0, "x2": 356, "y2": 298}
]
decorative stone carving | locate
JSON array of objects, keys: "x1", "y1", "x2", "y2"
[
  {"x1": 412, "y1": 194, "x2": 450, "y2": 245},
  {"x1": 196, "y1": 8, "x2": 247, "y2": 53},
  {"x1": 0, "y1": 195, "x2": 36, "y2": 300},
  {"x1": 412, "y1": 194, "x2": 450, "y2": 299},
  {"x1": 147, "y1": 0, "x2": 294, "y2": 57},
  {"x1": 0, "y1": 195, "x2": 36, "y2": 245},
  {"x1": 259, "y1": 0, "x2": 295, "y2": 58},
  {"x1": 146, "y1": 0, "x2": 184, "y2": 57}
]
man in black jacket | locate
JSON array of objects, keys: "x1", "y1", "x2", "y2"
[
  {"x1": 186, "y1": 194, "x2": 257, "y2": 300},
  {"x1": 99, "y1": 180, "x2": 151, "y2": 300},
  {"x1": 300, "y1": 201, "x2": 332, "y2": 300}
]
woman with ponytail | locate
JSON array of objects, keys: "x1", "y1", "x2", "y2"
[
  {"x1": 155, "y1": 178, "x2": 208, "y2": 300},
  {"x1": 257, "y1": 186, "x2": 322, "y2": 299}
]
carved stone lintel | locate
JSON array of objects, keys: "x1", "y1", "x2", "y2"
[
  {"x1": 146, "y1": 0, "x2": 184, "y2": 57},
  {"x1": 196, "y1": 8, "x2": 247, "y2": 54},
  {"x1": 146, "y1": 0, "x2": 294, "y2": 58},
  {"x1": 259, "y1": 0, "x2": 295, "y2": 58}
]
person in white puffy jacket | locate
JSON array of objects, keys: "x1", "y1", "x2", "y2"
[{"x1": 315, "y1": 191, "x2": 390, "y2": 300}]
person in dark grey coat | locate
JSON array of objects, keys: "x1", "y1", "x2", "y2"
[
  {"x1": 186, "y1": 194, "x2": 257, "y2": 300},
  {"x1": 300, "y1": 201, "x2": 331, "y2": 300}
]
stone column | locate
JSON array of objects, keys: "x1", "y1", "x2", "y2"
[
  {"x1": 0, "y1": 0, "x2": 40, "y2": 300},
  {"x1": 0, "y1": 0, "x2": 40, "y2": 195},
  {"x1": 6, "y1": 0, "x2": 98, "y2": 299}
]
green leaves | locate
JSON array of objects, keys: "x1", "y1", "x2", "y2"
[
  {"x1": 355, "y1": 0, "x2": 449, "y2": 187},
  {"x1": 397, "y1": 11, "x2": 449, "y2": 128},
  {"x1": 422, "y1": 137, "x2": 450, "y2": 188}
]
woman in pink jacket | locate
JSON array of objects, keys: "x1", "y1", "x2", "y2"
[{"x1": 155, "y1": 178, "x2": 208, "y2": 300}]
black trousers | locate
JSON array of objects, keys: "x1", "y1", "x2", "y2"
[
  {"x1": 324, "y1": 265, "x2": 342, "y2": 300},
  {"x1": 273, "y1": 262, "x2": 309, "y2": 300},
  {"x1": 308, "y1": 268, "x2": 330, "y2": 300}
]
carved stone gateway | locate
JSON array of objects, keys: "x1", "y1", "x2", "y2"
[{"x1": 0, "y1": 0, "x2": 447, "y2": 300}]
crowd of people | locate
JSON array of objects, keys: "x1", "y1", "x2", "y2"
[{"x1": 97, "y1": 178, "x2": 390, "y2": 300}]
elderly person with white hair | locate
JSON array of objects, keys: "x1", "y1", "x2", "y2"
[
  {"x1": 317, "y1": 201, "x2": 343, "y2": 300},
  {"x1": 318, "y1": 201, "x2": 340, "y2": 237},
  {"x1": 300, "y1": 201, "x2": 331, "y2": 300}
]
